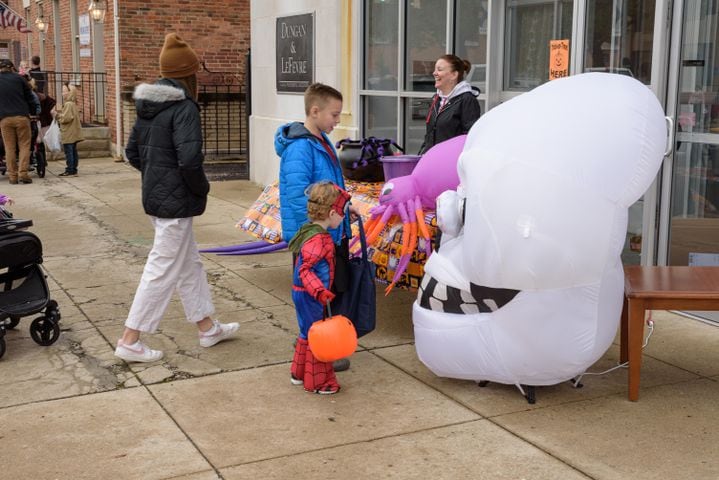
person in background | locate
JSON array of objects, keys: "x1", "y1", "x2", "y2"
[
  {"x1": 0, "y1": 59, "x2": 39, "y2": 184},
  {"x1": 29, "y1": 56, "x2": 47, "y2": 95},
  {"x1": 18, "y1": 60, "x2": 29, "y2": 76},
  {"x1": 418, "y1": 54, "x2": 481, "y2": 155},
  {"x1": 22, "y1": 76, "x2": 41, "y2": 171},
  {"x1": 55, "y1": 84, "x2": 84, "y2": 177},
  {"x1": 288, "y1": 181, "x2": 351, "y2": 395},
  {"x1": 116, "y1": 32, "x2": 239, "y2": 363}
]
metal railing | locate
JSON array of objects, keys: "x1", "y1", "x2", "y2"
[
  {"x1": 44, "y1": 71, "x2": 108, "y2": 126},
  {"x1": 197, "y1": 69, "x2": 248, "y2": 163}
]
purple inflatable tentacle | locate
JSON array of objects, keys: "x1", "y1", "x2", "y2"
[
  {"x1": 199, "y1": 240, "x2": 281, "y2": 253},
  {"x1": 217, "y1": 242, "x2": 288, "y2": 255},
  {"x1": 380, "y1": 204, "x2": 395, "y2": 223},
  {"x1": 390, "y1": 254, "x2": 412, "y2": 285},
  {"x1": 369, "y1": 204, "x2": 387, "y2": 216},
  {"x1": 397, "y1": 202, "x2": 409, "y2": 224},
  {"x1": 414, "y1": 194, "x2": 433, "y2": 256}
]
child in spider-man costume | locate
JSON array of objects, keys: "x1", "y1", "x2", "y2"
[{"x1": 288, "y1": 181, "x2": 351, "y2": 394}]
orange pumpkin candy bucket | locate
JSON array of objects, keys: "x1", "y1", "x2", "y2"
[{"x1": 308, "y1": 304, "x2": 358, "y2": 362}]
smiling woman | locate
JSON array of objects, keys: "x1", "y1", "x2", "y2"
[{"x1": 418, "y1": 54, "x2": 481, "y2": 154}]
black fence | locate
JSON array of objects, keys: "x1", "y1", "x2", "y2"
[
  {"x1": 43, "y1": 71, "x2": 108, "y2": 126},
  {"x1": 197, "y1": 70, "x2": 248, "y2": 165}
]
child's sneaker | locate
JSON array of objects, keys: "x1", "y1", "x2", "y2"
[
  {"x1": 199, "y1": 320, "x2": 240, "y2": 348},
  {"x1": 115, "y1": 340, "x2": 164, "y2": 363},
  {"x1": 290, "y1": 375, "x2": 303, "y2": 385},
  {"x1": 308, "y1": 384, "x2": 340, "y2": 395}
]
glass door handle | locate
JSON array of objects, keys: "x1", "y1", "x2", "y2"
[{"x1": 664, "y1": 116, "x2": 674, "y2": 157}]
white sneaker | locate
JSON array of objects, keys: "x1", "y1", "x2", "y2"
[
  {"x1": 115, "y1": 340, "x2": 164, "y2": 363},
  {"x1": 199, "y1": 321, "x2": 239, "y2": 348}
]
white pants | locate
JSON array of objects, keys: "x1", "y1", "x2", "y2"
[{"x1": 125, "y1": 216, "x2": 215, "y2": 333}]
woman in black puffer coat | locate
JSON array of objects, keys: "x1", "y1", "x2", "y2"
[{"x1": 116, "y1": 33, "x2": 239, "y2": 364}]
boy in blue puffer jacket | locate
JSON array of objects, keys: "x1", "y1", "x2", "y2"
[{"x1": 276, "y1": 83, "x2": 358, "y2": 372}]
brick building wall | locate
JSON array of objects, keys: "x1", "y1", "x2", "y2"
[
  {"x1": 119, "y1": 1, "x2": 250, "y2": 87},
  {"x1": 5, "y1": 0, "x2": 250, "y2": 155},
  {"x1": 0, "y1": 0, "x2": 31, "y2": 65}
]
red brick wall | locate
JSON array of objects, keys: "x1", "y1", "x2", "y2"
[
  {"x1": 0, "y1": 0, "x2": 31, "y2": 65},
  {"x1": 4, "y1": 0, "x2": 250, "y2": 153},
  {"x1": 119, "y1": 1, "x2": 250, "y2": 88}
]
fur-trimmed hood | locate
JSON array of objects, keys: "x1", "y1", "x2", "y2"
[{"x1": 133, "y1": 79, "x2": 189, "y2": 119}]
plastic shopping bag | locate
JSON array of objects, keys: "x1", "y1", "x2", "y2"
[{"x1": 43, "y1": 120, "x2": 61, "y2": 152}]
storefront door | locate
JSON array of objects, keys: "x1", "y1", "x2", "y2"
[
  {"x1": 661, "y1": 0, "x2": 719, "y2": 322},
  {"x1": 662, "y1": 0, "x2": 719, "y2": 266}
]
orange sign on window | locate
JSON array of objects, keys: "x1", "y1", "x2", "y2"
[{"x1": 549, "y1": 39, "x2": 570, "y2": 80}]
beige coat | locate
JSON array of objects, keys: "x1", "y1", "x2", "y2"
[{"x1": 56, "y1": 90, "x2": 84, "y2": 144}]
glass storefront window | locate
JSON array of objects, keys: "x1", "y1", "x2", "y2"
[
  {"x1": 365, "y1": 0, "x2": 400, "y2": 91},
  {"x1": 583, "y1": 0, "x2": 655, "y2": 85},
  {"x1": 505, "y1": 0, "x2": 572, "y2": 91},
  {"x1": 405, "y1": 97, "x2": 430, "y2": 154},
  {"x1": 456, "y1": 0, "x2": 489, "y2": 93},
  {"x1": 363, "y1": 1, "x2": 487, "y2": 152},
  {"x1": 668, "y1": 0, "x2": 719, "y2": 268},
  {"x1": 364, "y1": 96, "x2": 398, "y2": 141},
  {"x1": 405, "y1": 0, "x2": 447, "y2": 92},
  {"x1": 669, "y1": 142, "x2": 719, "y2": 265}
]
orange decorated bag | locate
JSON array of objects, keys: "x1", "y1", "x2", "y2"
[{"x1": 308, "y1": 303, "x2": 358, "y2": 362}]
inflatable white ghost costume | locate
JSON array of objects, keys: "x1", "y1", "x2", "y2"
[{"x1": 413, "y1": 73, "x2": 667, "y2": 393}]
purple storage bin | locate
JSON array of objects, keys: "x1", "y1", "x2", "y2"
[{"x1": 380, "y1": 155, "x2": 421, "y2": 181}]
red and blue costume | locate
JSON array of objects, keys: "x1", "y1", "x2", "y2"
[
  {"x1": 289, "y1": 222, "x2": 340, "y2": 393},
  {"x1": 290, "y1": 223, "x2": 336, "y2": 339},
  {"x1": 287, "y1": 186, "x2": 351, "y2": 394}
]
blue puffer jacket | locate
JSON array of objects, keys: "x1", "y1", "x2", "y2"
[{"x1": 275, "y1": 122, "x2": 350, "y2": 243}]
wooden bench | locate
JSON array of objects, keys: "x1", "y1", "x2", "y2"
[{"x1": 621, "y1": 266, "x2": 719, "y2": 401}]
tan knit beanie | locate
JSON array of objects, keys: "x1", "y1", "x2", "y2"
[{"x1": 159, "y1": 33, "x2": 200, "y2": 78}]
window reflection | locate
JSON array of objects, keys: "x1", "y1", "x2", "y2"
[
  {"x1": 583, "y1": 0, "x2": 655, "y2": 84},
  {"x1": 505, "y1": 0, "x2": 573, "y2": 91},
  {"x1": 364, "y1": 96, "x2": 398, "y2": 143},
  {"x1": 365, "y1": 0, "x2": 399, "y2": 91},
  {"x1": 456, "y1": 0, "x2": 488, "y2": 93},
  {"x1": 405, "y1": 0, "x2": 447, "y2": 91}
]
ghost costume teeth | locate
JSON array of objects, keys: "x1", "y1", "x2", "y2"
[{"x1": 412, "y1": 73, "x2": 667, "y2": 398}]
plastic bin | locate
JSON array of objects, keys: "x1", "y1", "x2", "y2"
[{"x1": 380, "y1": 155, "x2": 421, "y2": 181}]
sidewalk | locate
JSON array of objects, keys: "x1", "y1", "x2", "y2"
[{"x1": 1, "y1": 157, "x2": 717, "y2": 479}]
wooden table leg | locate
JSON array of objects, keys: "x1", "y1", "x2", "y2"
[
  {"x1": 627, "y1": 299, "x2": 645, "y2": 401},
  {"x1": 620, "y1": 295, "x2": 628, "y2": 363}
]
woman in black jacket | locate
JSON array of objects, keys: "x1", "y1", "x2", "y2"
[
  {"x1": 115, "y1": 33, "x2": 239, "y2": 363},
  {"x1": 418, "y1": 55, "x2": 481, "y2": 155}
]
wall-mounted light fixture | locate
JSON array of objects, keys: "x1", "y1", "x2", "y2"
[
  {"x1": 34, "y1": 15, "x2": 48, "y2": 33},
  {"x1": 88, "y1": 0, "x2": 107, "y2": 23}
]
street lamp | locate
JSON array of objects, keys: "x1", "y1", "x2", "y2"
[
  {"x1": 34, "y1": 15, "x2": 48, "y2": 34},
  {"x1": 88, "y1": 0, "x2": 107, "y2": 23}
]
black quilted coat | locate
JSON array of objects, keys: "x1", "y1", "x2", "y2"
[{"x1": 125, "y1": 78, "x2": 210, "y2": 218}]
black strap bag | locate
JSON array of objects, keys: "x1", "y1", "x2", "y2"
[{"x1": 334, "y1": 217, "x2": 376, "y2": 337}]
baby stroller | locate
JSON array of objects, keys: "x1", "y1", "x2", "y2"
[{"x1": 0, "y1": 205, "x2": 61, "y2": 359}]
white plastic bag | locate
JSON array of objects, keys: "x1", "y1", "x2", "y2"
[{"x1": 43, "y1": 120, "x2": 61, "y2": 152}]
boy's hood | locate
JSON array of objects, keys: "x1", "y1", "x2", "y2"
[{"x1": 274, "y1": 122, "x2": 322, "y2": 157}]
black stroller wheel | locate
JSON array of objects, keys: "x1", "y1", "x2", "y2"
[
  {"x1": 0, "y1": 337, "x2": 5, "y2": 359},
  {"x1": 5, "y1": 316, "x2": 21, "y2": 329},
  {"x1": 30, "y1": 316, "x2": 60, "y2": 346}
]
